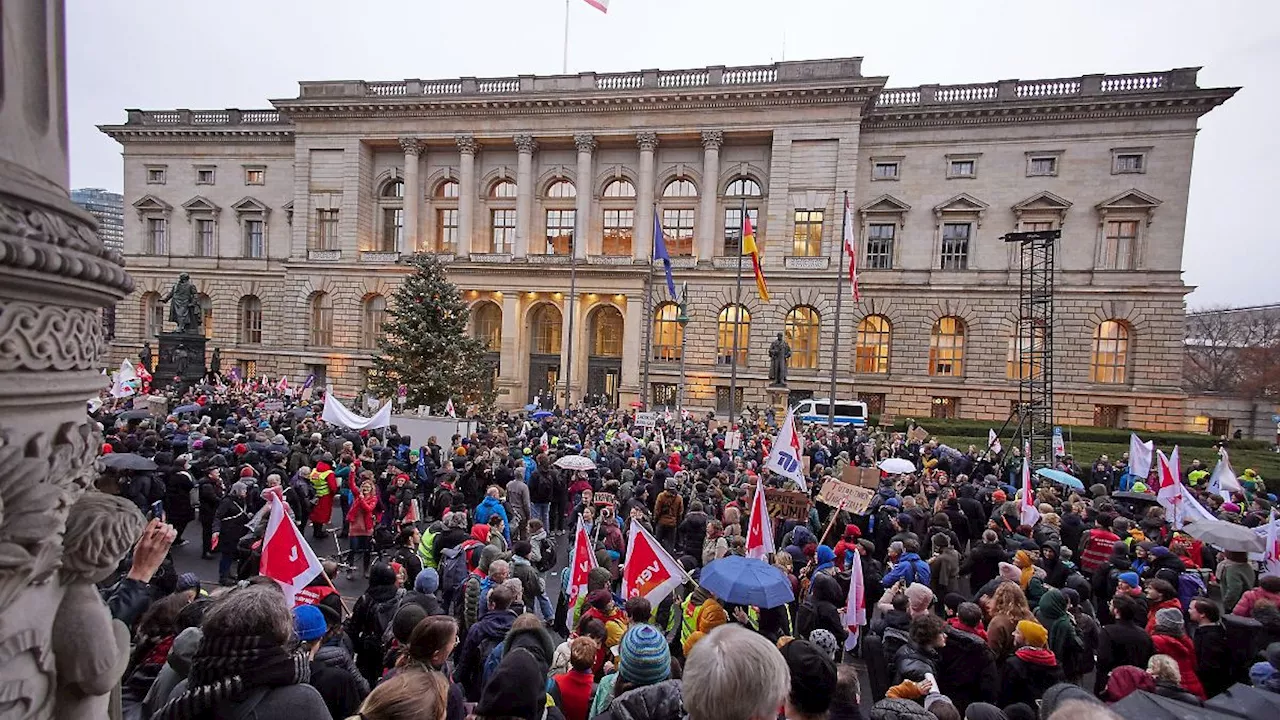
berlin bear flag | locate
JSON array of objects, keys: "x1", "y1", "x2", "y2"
[
  {"x1": 568, "y1": 516, "x2": 597, "y2": 625},
  {"x1": 260, "y1": 487, "x2": 322, "y2": 603},
  {"x1": 746, "y1": 475, "x2": 775, "y2": 560},
  {"x1": 765, "y1": 408, "x2": 806, "y2": 491},
  {"x1": 622, "y1": 522, "x2": 686, "y2": 606}
]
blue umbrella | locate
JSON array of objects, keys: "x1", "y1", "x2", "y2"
[
  {"x1": 524, "y1": 403, "x2": 538, "y2": 412},
  {"x1": 1035, "y1": 467, "x2": 1085, "y2": 491},
  {"x1": 531, "y1": 410, "x2": 554, "y2": 420},
  {"x1": 698, "y1": 555, "x2": 795, "y2": 608},
  {"x1": 172, "y1": 403, "x2": 202, "y2": 414}
]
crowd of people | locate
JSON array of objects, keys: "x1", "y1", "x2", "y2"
[{"x1": 89, "y1": 381, "x2": 1280, "y2": 720}]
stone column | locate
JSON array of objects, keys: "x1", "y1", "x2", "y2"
[
  {"x1": 499, "y1": 293, "x2": 522, "y2": 406},
  {"x1": 573, "y1": 134, "x2": 596, "y2": 260},
  {"x1": 455, "y1": 134, "x2": 478, "y2": 257},
  {"x1": 399, "y1": 137, "x2": 421, "y2": 253},
  {"x1": 620, "y1": 295, "x2": 643, "y2": 405},
  {"x1": 698, "y1": 130, "x2": 723, "y2": 261},
  {"x1": 635, "y1": 132, "x2": 657, "y2": 262},
  {"x1": 0, "y1": 2, "x2": 136, "y2": 716},
  {"x1": 514, "y1": 134, "x2": 536, "y2": 259}
]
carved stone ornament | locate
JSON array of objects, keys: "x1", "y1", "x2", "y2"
[
  {"x1": 700, "y1": 130, "x2": 724, "y2": 150},
  {"x1": 455, "y1": 134, "x2": 479, "y2": 155},
  {"x1": 636, "y1": 132, "x2": 659, "y2": 152},
  {"x1": 0, "y1": 302, "x2": 105, "y2": 372},
  {"x1": 574, "y1": 133, "x2": 597, "y2": 153},
  {"x1": 398, "y1": 137, "x2": 422, "y2": 156},
  {"x1": 514, "y1": 134, "x2": 538, "y2": 154}
]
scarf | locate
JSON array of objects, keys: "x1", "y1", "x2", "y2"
[{"x1": 154, "y1": 634, "x2": 309, "y2": 720}]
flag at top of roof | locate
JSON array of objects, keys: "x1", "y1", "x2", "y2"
[
  {"x1": 652, "y1": 213, "x2": 677, "y2": 299},
  {"x1": 583, "y1": 0, "x2": 609, "y2": 11},
  {"x1": 742, "y1": 212, "x2": 770, "y2": 301}
]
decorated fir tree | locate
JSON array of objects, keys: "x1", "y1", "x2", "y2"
[{"x1": 370, "y1": 254, "x2": 495, "y2": 409}]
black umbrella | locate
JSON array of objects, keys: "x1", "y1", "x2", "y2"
[
  {"x1": 116, "y1": 409, "x2": 152, "y2": 421},
  {"x1": 1112, "y1": 691, "x2": 1241, "y2": 720},
  {"x1": 1206, "y1": 683, "x2": 1280, "y2": 717},
  {"x1": 100, "y1": 453, "x2": 158, "y2": 471}
]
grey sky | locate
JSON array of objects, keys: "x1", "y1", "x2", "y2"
[{"x1": 67, "y1": 0, "x2": 1279, "y2": 308}]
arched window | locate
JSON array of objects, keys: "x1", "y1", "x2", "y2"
[
  {"x1": 717, "y1": 305, "x2": 750, "y2": 365},
  {"x1": 725, "y1": 177, "x2": 762, "y2": 197},
  {"x1": 1007, "y1": 321, "x2": 1046, "y2": 380},
  {"x1": 197, "y1": 294, "x2": 214, "y2": 340},
  {"x1": 1091, "y1": 320, "x2": 1129, "y2": 384},
  {"x1": 239, "y1": 295, "x2": 262, "y2": 344},
  {"x1": 603, "y1": 179, "x2": 636, "y2": 198},
  {"x1": 378, "y1": 179, "x2": 404, "y2": 252},
  {"x1": 546, "y1": 180, "x2": 576, "y2": 198},
  {"x1": 362, "y1": 295, "x2": 387, "y2": 349},
  {"x1": 929, "y1": 316, "x2": 966, "y2": 377},
  {"x1": 310, "y1": 292, "x2": 333, "y2": 346},
  {"x1": 652, "y1": 302, "x2": 683, "y2": 362},
  {"x1": 662, "y1": 178, "x2": 698, "y2": 198},
  {"x1": 435, "y1": 180, "x2": 459, "y2": 198},
  {"x1": 855, "y1": 315, "x2": 891, "y2": 374},
  {"x1": 590, "y1": 306, "x2": 623, "y2": 357},
  {"x1": 490, "y1": 180, "x2": 518, "y2": 198},
  {"x1": 142, "y1": 291, "x2": 164, "y2": 339},
  {"x1": 723, "y1": 176, "x2": 763, "y2": 256},
  {"x1": 472, "y1": 302, "x2": 502, "y2": 352},
  {"x1": 531, "y1": 304, "x2": 562, "y2": 355},
  {"x1": 785, "y1": 306, "x2": 820, "y2": 369},
  {"x1": 381, "y1": 179, "x2": 404, "y2": 198},
  {"x1": 660, "y1": 178, "x2": 697, "y2": 257}
]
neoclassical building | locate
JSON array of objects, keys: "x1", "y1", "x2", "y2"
[{"x1": 101, "y1": 58, "x2": 1235, "y2": 430}]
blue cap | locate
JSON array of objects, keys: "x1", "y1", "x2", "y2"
[{"x1": 294, "y1": 604, "x2": 327, "y2": 642}]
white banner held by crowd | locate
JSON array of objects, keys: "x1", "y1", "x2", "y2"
[
  {"x1": 321, "y1": 393, "x2": 393, "y2": 430},
  {"x1": 766, "y1": 407, "x2": 806, "y2": 491},
  {"x1": 1129, "y1": 433, "x2": 1154, "y2": 481}
]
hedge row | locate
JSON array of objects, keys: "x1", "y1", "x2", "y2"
[{"x1": 865, "y1": 415, "x2": 1270, "y2": 451}]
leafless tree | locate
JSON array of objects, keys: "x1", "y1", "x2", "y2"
[{"x1": 1185, "y1": 305, "x2": 1280, "y2": 398}]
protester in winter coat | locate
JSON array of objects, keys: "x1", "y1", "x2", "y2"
[
  {"x1": 212, "y1": 482, "x2": 249, "y2": 583},
  {"x1": 677, "y1": 502, "x2": 710, "y2": 561},
  {"x1": 347, "y1": 563, "x2": 405, "y2": 687},
  {"x1": 998, "y1": 620, "x2": 1064, "y2": 708},
  {"x1": 1216, "y1": 551, "x2": 1256, "y2": 612},
  {"x1": 986, "y1": 582, "x2": 1034, "y2": 663},
  {"x1": 1149, "y1": 606, "x2": 1205, "y2": 700},
  {"x1": 960, "y1": 530, "x2": 1007, "y2": 591},
  {"x1": 1233, "y1": 574, "x2": 1280, "y2": 617},
  {"x1": 458, "y1": 582, "x2": 518, "y2": 700},
  {"x1": 1148, "y1": 654, "x2": 1203, "y2": 706},
  {"x1": 1189, "y1": 597, "x2": 1233, "y2": 699},
  {"x1": 293, "y1": 605, "x2": 367, "y2": 720},
  {"x1": 1094, "y1": 594, "x2": 1154, "y2": 697},
  {"x1": 1036, "y1": 589, "x2": 1084, "y2": 682}
]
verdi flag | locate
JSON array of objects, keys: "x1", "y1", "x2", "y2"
[
  {"x1": 1208, "y1": 447, "x2": 1242, "y2": 500},
  {"x1": 622, "y1": 521, "x2": 686, "y2": 606},
  {"x1": 741, "y1": 212, "x2": 770, "y2": 301},
  {"x1": 1019, "y1": 442, "x2": 1041, "y2": 528},
  {"x1": 568, "y1": 516, "x2": 597, "y2": 626},
  {"x1": 844, "y1": 542, "x2": 867, "y2": 650},
  {"x1": 765, "y1": 408, "x2": 805, "y2": 490},
  {"x1": 746, "y1": 474, "x2": 775, "y2": 560},
  {"x1": 652, "y1": 213, "x2": 677, "y2": 299},
  {"x1": 259, "y1": 487, "x2": 322, "y2": 603}
]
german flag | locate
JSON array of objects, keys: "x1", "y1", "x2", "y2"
[{"x1": 742, "y1": 213, "x2": 769, "y2": 301}]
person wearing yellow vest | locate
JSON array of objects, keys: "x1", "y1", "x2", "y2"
[
  {"x1": 307, "y1": 459, "x2": 337, "y2": 538},
  {"x1": 418, "y1": 520, "x2": 442, "y2": 569},
  {"x1": 682, "y1": 596, "x2": 728, "y2": 657}
]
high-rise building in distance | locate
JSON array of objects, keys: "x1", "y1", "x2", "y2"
[{"x1": 71, "y1": 187, "x2": 125, "y2": 253}]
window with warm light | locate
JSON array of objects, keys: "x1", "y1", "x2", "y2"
[
  {"x1": 436, "y1": 209, "x2": 458, "y2": 253},
  {"x1": 659, "y1": 178, "x2": 697, "y2": 257},
  {"x1": 717, "y1": 305, "x2": 750, "y2": 365},
  {"x1": 310, "y1": 292, "x2": 333, "y2": 346},
  {"x1": 785, "y1": 306, "x2": 820, "y2": 369},
  {"x1": 652, "y1": 302, "x2": 683, "y2": 362},
  {"x1": 855, "y1": 315, "x2": 891, "y2": 374},
  {"x1": 239, "y1": 295, "x2": 262, "y2": 344},
  {"x1": 591, "y1": 307, "x2": 623, "y2": 357},
  {"x1": 603, "y1": 209, "x2": 633, "y2": 256},
  {"x1": 1007, "y1": 321, "x2": 1046, "y2": 379},
  {"x1": 198, "y1": 295, "x2": 215, "y2": 340},
  {"x1": 723, "y1": 177, "x2": 762, "y2": 256},
  {"x1": 929, "y1": 316, "x2": 965, "y2": 376},
  {"x1": 473, "y1": 302, "x2": 502, "y2": 351},
  {"x1": 1091, "y1": 320, "x2": 1129, "y2": 383},
  {"x1": 531, "y1": 304, "x2": 562, "y2": 354},
  {"x1": 362, "y1": 295, "x2": 386, "y2": 349},
  {"x1": 792, "y1": 210, "x2": 824, "y2": 257}
]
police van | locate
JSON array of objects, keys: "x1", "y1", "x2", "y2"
[{"x1": 792, "y1": 398, "x2": 869, "y2": 427}]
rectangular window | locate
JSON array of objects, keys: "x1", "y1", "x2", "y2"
[
  {"x1": 865, "y1": 223, "x2": 895, "y2": 269},
  {"x1": 489, "y1": 209, "x2": 516, "y2": 254},
  {"x1": 1101, "y1": 220, "x2": 1138, "y2": 270},
  {"x1": 1093, "y1": 404, "x2": 1124, "y2": 429},
  {"x1": 715, "y1": 386, "x2": 745, "y2": 416},
  {"x1": 243, "y1": 219, "x2": 264, "y2": 258},
  {"x1": 1024, "y1": 221, "x2": 1054, "y2": 233},
  {"x1": 437, "y1": 209, "x2": 458, "y2": 253},
  {"x1": 661, "y1": 209, "x2": 695, "y2": 257},
  {"x1": 857, "y1": 392, "x2": 886, "y2": 417},
  {"x1": 651, "y1": 383, "x2": 678, "y2": 408},
  {"x1": 1113, "y1": 153, "x2": 1145, "y2": 174},
  {"x1": 723, "y1": 208, "x2": 758, "y2": 256},
  {"x1": 194, "y1": 218, "x2": 215, "y2": 257},
  {"x1": 940, "y1": 222, "x2": 970, "y2": 270},
  {"x1": 245, "y1": 168, "x2": 265, "y2": 185},
  {"x1": 602, "y1": 209, "x2": 633, "y2": 256},
  {"x1": 242, "y1": 305, "x2": 262, "y2": 344},
  {"x1": 195, "y1": 167, "x2": 216, "y2": 185},
  {"x1": 146, "y1": 166, "x2": 167, "y2": 184},
  {"x1": 311, "y1": 209, "x2": 339, "y2": 250},
  {"x1": 1027, "y1": 156, "x2": 1058, "y2": 176},
  {"x1": 948, "y1": 160, "x2": 976, "y2": 178},
  {"x1": 930, "y1": 396, "x2": 959, "y2": 419},
  {"x1": 545, "y1": 209, "x2": 576, "y2": 255},
  {"x1": 792, "y1": 209, "x2": 823, "y2": 257},
  {"x1": 238, "y1": 360, "x2": 258, "y2": 381},
  {"x1": 382, "y1": 208, "x2": 403, "y2": 252},
  {"x1": 146, "y1": 218, "x2": 167, "y2": 254},
  {"x1": 872, "y1": 162, "x2": 899, "y2": 180}
]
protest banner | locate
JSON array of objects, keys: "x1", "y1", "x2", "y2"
[
  {"x1": 635, "y1": 411, "x2": 657, "y2": 428},
  {"x1": 907, "y1": 425, "x2": 929, "y2": 443},
  {"x1": 817, "y1": 479, "x2": 875, "y2": 514},
  {"x1": 593, "y1": 492, "x2": 616, "y2": 508},
  {"x1": 750, "y1": 487, "x2": 810, "y2": 522},
  {"x1": 724, "y1": 430, "x2": 741, "y2": 450},
  {"x1": 263, "y1": 399, "x2": 284, "y2": 412},
  {"x1": 842, "y1": 464, "x2": 882, "y2": 489}
]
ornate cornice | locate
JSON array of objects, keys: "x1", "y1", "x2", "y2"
[
  {"x1": 0, "y1": 194, "x2": 133, "y2": 296},
  {"x1": 864, "y1": 92, "x2": 1234, "y2": 130}
]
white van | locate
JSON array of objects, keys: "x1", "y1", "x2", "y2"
[{"x1": 793, "y1": 398, "x2": 868, "y2": 427}]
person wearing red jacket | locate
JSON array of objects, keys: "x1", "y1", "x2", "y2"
[
  {"x1": 833, "y1": 524, "x2": 861, "y2": 571},
  {"x1": 346, "y1": 481, "x2": 380, "y2": 577},
  {"x1": 553, "y1": 636, "x2": 598, "y2": 720},
  {"x1": 1150, "y1": 606, "x2": 1206, "y2": 699},
  {"x1": 1077, "y1": 519, "x2": 1120, "y2": 575}
]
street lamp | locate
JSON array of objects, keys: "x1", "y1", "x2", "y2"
[{"x1": 676, "y1": 282, "x2": 690, "y2": 419}]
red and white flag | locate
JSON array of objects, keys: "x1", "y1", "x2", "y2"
[
  {"x1": 445, "y1": 398, "x2": 457, "y2": 418},
  {"x1": 275, "y1": 376, "x2": 289, "y2": 392},
  {"x1": 259, "y1": 487, "x2": 322, "y2": 603},
  {"x1": 402, "y1": 499, "x2": 421, "y2": 524},
  {"x1": 987, "y1": 429, "x2": 1001, "y2": 456},
  {"x1": 844, "y1": 543, "x2": 867, "y2": 650},
  {"x1": 1266, "y1": 510, "x2": 1280, "y2": 578},
  {"x1": 745, "y1": 475, "x2": 775, "y2": 560},
  {"x1": 1019, "y1": 442, "x2": 1040, "y2": 528},
  {"x1": 765, "y1": 408, "x2": 806, "y2": 490},
  {"x1": 567, "y1": 516, "x2": 598, "y2": 626},
  {"x1": 622, "y1": 521, "x2": 686, "y2": 605},
  {"x1": 583, "y1": 0, "x2": 609, "y2": 12},
  {"x1": 1155, "y1": 447, "x2": 1213, "y2": 528},
  {"x1": 843, "y1": 194, "x2": 860, "y2": 301}
]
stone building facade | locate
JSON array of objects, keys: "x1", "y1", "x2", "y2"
[{"x1": 100, "y1": 58, "x2": 1236, "y2": 430}]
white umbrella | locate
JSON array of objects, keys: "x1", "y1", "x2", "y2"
[
  {"x1": 878, "y1": 458, "x2": 916, "y2": 475},
  {"x1": 554, "y1": 455, "x2": 596, "y2": 472}
]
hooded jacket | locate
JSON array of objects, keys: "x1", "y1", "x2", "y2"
[
  {"x1": 882, "y1": 552, "x2": 930, "y2": 588},
  {"x1": 1150, "y1": 632, "x2": 1206, "y2": 700},
  {"x1": 999, "y1": 647, "x2": 1064, "y2": 708},
  {"x1": 458, "y1": 608, "x2": 517, "y2": 699},
  {"x1": 473, "y1": 496, "x2": 511, "y2": 542},
  {"x1": 937, "y1": 625, "x2": 1000, "y2": 711},
  {"x1": 960, "y1": 540, "x2": 1007, "y2": 590},
  {"x1": 142, "y1": 627, "x2": 203, "y2": 718}
]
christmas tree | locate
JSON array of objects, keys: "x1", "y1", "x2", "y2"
[{"x1": 370, "y1": 254, "x2": 496, "y2": 409}]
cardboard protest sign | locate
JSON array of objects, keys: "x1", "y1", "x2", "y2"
[
  {"x1": 635, "y1": 412, "x2": 657, "y2": 428},
  {"x1": 842, "y1": 464, "x2": 882, "y2": 489},
  {"x1": 724, "y1": 431, "x2": 741, "y2": 450},
  {"x1": 593, "y1": 492, "x2": 617, "y2": 507},
  {"x1": 750, "y1": 487, "x2": 810, "y2": 522},
  {"x1": 817, "y1": 480, "x2": 875, "y2": 515},
  {"x1": 879, "y1": 413, "x2": 897, "y2": 428},
  {"x1": 907, "y1": 425, "x2": 929, "y2": 443}
]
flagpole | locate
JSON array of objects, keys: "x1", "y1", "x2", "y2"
[
  {"x1": 729, "y1": 198, "x2": 745, "y2": 424},
  {"x1": 562, "y1": 0, "x2": 570, "y2": 74},
  {"x1": 564, "y1": 233, "x2": 578, "y2": 409},
  {"x1": 641, "y1": 204, "x2": 655, "y2": 409},
  {"x1": 828, "y1": 191, "x2": 848, "y2": 427}
]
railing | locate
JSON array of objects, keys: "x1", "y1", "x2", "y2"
[
  {"x1": 1101, "y1": 73, "x2": 1165, "y2": 92},
  {"x1": 368, "y1": 81, "x2": 408, "y2": 96},
  {"x1": 723, "y1": 66, "x2": 777, "y2": 84},
  {"x1": 149, "y1": 111, "x2": 181, "y2": 124},
  {"x1": 423, "y1": 81, "x2": 463, "y2": 95},
  {"x1": 934, "y1": 83, "x2": 998, "y2": 103},
  {"x1": 477, "y1": 78, "x2": 520, "y2": 94},
  {"x1": 191, "y1": 111, "x2": 229, "y2": 124},
  {"x1": 241, "y1": 110, "x2": 281, "y2": 123},
  {"x1": 1016, "y1": 79, "x2": 1081, "y2": 98},
  {"x1": 658, "y1": 70, "x2": 709, "y2": 88},
  {"x1": 875, "y1": 69, "x2": 1187, "y2": 107},
  {"x1": 597, "y1": 73, "x2": 644, "y2": 90},
  {"x1": 130, "y1": 109, "x2": 288, "y2": 126},
  {"x1": 876, "y1": 88, "x2": 921, "y2": 106}
]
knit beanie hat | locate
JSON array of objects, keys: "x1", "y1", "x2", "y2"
[
  {"x1": 414, "y1": 567, "x2": 439, "y2": 595},
  {"x1": 781, "y1": 639, "x2": 837, "y2": 715},
  {"x1": 176, "y1": 572, "x2": 201, "y2": 593},
  {"x1": 998, "y1": 562, "x2": 1022, "y2": 583},
  {"x1": 391, "y1": 603, "x2": 427, "y2": 643},
  {"x1": 1117, "y1": 571, "x2": 1140, "y2": 588},
  {"x1": 1016, "y1": 620, "x2": 1048, "y2": 648},
  {"x1": 1154, "y1": 607, "x2": 1185, "y2": 635},
  {"x1": 617, "y1": 624, "x2": 671, "y2": 686},
  {"x1": 808, "y1": 629, "x2": 838, "y2": 660},
  {"x1": 905, "y1": 583, "x2": 934, "y2": 615},
  {"x1": 293, "y1": 605, "x2": 327, "y2": 642}
]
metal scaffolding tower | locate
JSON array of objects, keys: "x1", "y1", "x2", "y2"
[{"x1": 1003, "y1": 229, "x2": 1059, "y2": 467}]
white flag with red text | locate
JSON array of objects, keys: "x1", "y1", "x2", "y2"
[
  {"x1": 765, "y1": 408, "x2": 806, "y2": 490},
  {"x1": 746, "y1": 475, "x2": 776, "y2": 560},
  {"x1": 622, "y1": 521, "x2": 686, "y2": 606},
  {"x1": 260, "y1": 487, "x2": 322, "y2": 603},
  {"x1": 1156, "y1": 447, "x2": 1214, "y2": 528},
  {"x1": 1019, "y1": 442, "x2": 1040, "y2": 528},
  {"x1": 568, "y1": 516, "x2": 598, "y2": 625}
]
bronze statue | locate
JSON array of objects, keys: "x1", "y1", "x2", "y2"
[
  {"x1": 768, "y1": 332, "x2": 791, "y2": 386},
  {"x1": 173, "y1": 344, "x2": 190, "y2": 378},
  {"x1": 160, "y1": 272, "x2": 200, "y2": 334},
  {"x1": 209, "y1": 347, "x2": 221, "y2": 375},
  {"x1": 139, "y1": 342, "x2": 152, "y2": 370}
]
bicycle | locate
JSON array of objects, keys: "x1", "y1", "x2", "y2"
[{"x1": 321, "y1": 526, "x2": 394, "y2": 580}]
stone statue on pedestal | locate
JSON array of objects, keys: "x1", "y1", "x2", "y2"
[
  {"x1": 139, "y1": 342, "x2": 152, "y2": 371},
  {"x1": 768, "y1": 333, "x2": 791, "y2": 386},
  {"x1": 160, "y1": 272, "x2": 200, "y2": 334}
]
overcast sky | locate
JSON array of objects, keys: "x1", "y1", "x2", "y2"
[{"x1": 67, "y1": 0, "x2": 1278, "y2": 308}]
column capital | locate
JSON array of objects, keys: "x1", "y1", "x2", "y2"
[
  {"x1": 514, "y1": 134, "x2": 538, "y2": 154},
  {"x1": 636, "y1": 132, "x2": 659, "y2": 152},
  {"x1": 455, "y1": 134, "x2": 479, "y2": 155},
  {"x1": 701, "y1": 130, "x2": 724, "y2": 150},
  {"x1": 574, "y1": 133, "x2": 598, "y2": 153},
  {"x1": 399, "y1": 137, "x2": 423, "y2": 155}
]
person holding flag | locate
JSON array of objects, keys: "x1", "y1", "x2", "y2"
[
  {"x1": 745, "y1": 475, "x2": 775, "y2": 560},
  {"x1": 566, "y1": 516, "x2": 597, "y2": 629},
  {"x1": 1019, "y1": 442, "x2": 1041, "y2": 529},
  {"x1": 258, "y1": 485, "x2": 324, "y2": 603}
]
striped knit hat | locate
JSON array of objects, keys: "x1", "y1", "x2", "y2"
[{"x1": 618, "y1": 623, "x2": 671, "y2": 686}]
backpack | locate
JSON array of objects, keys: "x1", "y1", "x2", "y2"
[
  {"x1": 534, "y1": 536, "x2": 557, "y2": 573},
  {"x1": 439, "y1": 539, "x2": 482, "y2": 612},
  {"x1": 1176, "y1": 571, "x2": 1207, "y2": 610},
  {"x1": 360, "y1": 588, "x2": 405, "y2": 654},
  {"x1": 794, "y1": 600, "x2": 818, "y2": 638}
]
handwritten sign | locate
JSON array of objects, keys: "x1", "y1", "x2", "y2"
[
  {"x1": 751, "y1": 487, "x2": 811, "y2": 522},
  {"x1": 635, "y1": 412, "x2": 657, "y2": 428},
  {"x1": 907, "y1": 425, "x2": 929, "y2": 443},
  {"x1": 593, "y1": 492, "x2": 616, "y2": 508},
  {"x1": 262, "y1": 399, "x2": 284, "y2": 412},
  {"x1": 842, "y1": 464, "x2": 883, "y2": 489},
  {"x1": 817, "y1": 480, "x2": 876, "y2": 515},
  {"x1": 879, "y1": 413, "x2": 897, "y2": 428},
  {"x1": 724, "y1": 431, "x2": 741, "y2": 451}
]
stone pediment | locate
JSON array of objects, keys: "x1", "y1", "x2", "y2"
[
  {"x1": 1096, "y1": 188, "x2": 1161, "y2": 225},
  {"x1": 231, "y1": 196, "x2": 271, "y2": 217},
  {"x1": 933, "y1": 193, "x2": 988, "y2": 226},
  {"x1": 133, "y1": 194, "x2": 172, "y2": 214},
  {"x1": 860, "y1": 194, "x2": 911, "y2": 215},
  {"x1": 1013, "y1": 191, "x2": 1072, "y2": 213},
  {"x1": 180, "y1": 196, "x2": 220, "y2": 218}
]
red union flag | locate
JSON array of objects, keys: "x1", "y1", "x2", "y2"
[
  {"x1": 260, "y1": 488, "x2": 322, "y2": 602},
  {"x1": 746, "y1": 475, "x2": 775, "y2": 560},
  {"x1": 623, "y1": 522, "x2": 686, "y2": 605},
  {"x1": 568, "y1": 517, "x2": 597, "y2": 625}
]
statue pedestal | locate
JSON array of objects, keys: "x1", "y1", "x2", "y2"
[
  {"x1": 768, "y1": 387, "x2": 789, "y2": 417},
  {"x1": 156, "y1": 333, "x2": 206, "y2": 386}
]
